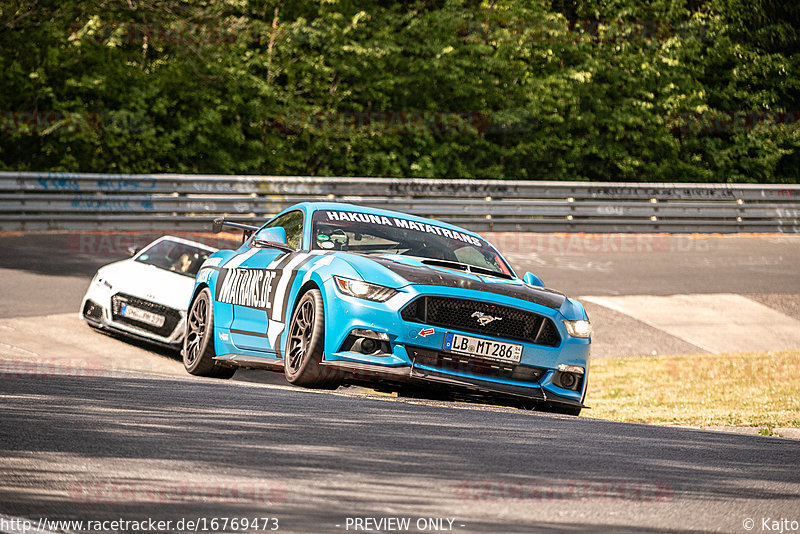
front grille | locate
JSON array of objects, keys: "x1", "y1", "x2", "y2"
[
  {"x1": 409, "y1": 347, "x2": 545, "y2": 383},
  {"x1": 82, "y1": 300, "x2": 104, "y2": 321},
  {"x1": 111, "y1": 293, "x2": 181, "y2": 338},
  {"x1": 401, "y1": 297, "x2": 561, "y2": 347}
]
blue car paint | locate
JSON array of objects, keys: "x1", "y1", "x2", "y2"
[{"x1": 190, "y1": 202, "x2": 591, "y2": 405}]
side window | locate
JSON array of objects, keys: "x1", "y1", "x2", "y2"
[{"x1": 266, "y1": 210, "x2": 304, "y2": 250}]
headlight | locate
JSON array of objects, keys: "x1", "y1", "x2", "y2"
[
  {"x1": 334, "y1": 276, "x2": 397, "y2": 302},
  {"x1": 563, "y1": 319, "x2": 591, "y2": 338}
]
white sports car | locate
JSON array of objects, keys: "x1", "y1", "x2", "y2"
[{"x1": 80, "y1": 235, "x2": 217, "y2": 349}]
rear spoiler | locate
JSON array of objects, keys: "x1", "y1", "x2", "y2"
[{"x1": 212, "y1": 217, "x2": 259, "y2": 243}]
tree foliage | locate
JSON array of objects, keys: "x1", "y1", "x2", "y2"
[{"x1": 0, "y1": 0, "x2": 798, "y2": 182}]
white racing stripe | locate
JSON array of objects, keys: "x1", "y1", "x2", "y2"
[
  {"x1": 270, "y1": 251, "x2": 326, "y2": 321},
  {"x1": 222, "y1": 247, "x2": 259, "y2": 270},
  {"x1": 267, "y1": 319, "x2": 285, "y2": 348},
  {"x1": 301, "y1": 254, "x2": 334, "y2": 285},
  {"x1": 266, "y1": 254, "x2": 290, "y2": 269},
  {"x1": 264, "y1": 255, "x2": 337, "y2": 350}
]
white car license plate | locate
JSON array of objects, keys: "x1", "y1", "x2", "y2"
[
  {"x1": 121, "y1": 304, "x2": 165, "y2": 328},
  {"x1": 443, "y1": 332, "x2": 522, "y2": 363}
]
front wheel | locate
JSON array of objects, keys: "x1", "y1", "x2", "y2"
[
  {"x1": 284, "y1": 289, "x2": 340, "y2": 389},
  {"x1": 183, "y1": 288, "x2": 236, "y2": 379}
]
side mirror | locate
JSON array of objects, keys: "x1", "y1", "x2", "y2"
[
  {"x1": 127, "y1": 246, "x2": 141, "y2": 257},
  {"x1": 253, "y1": 226, "x2": 288, "y2": 247},
  {"x1": 212, "y1": 217, "x2": 224, "y2": 234},
  {"x1": 523, "y1": 272, "x2": 544, "y2": 287}
]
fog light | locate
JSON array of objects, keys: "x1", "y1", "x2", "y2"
[
  {"x1": 360, "y1": 338, "x2": 377, "y2": 354},
  {"x1": 343, "y1": 329, "x2": 391, "y2": 356},
  {"x1": 559, "y1": 372, "x2": 576, "y2": 389},
  {"x1": 553, "y1": 365, "x2": 583, "y2": 391}
]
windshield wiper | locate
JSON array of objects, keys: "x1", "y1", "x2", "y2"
[{"x1": 417, "y1": 258, "x2": 514, "y2": 279}]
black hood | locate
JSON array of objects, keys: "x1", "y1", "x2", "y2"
[{"x1": 369, "y1": 256, "x2": 566, "y2": 309}]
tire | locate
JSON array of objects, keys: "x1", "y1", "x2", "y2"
[
  {"x1": 183, "y1": 288, "x2": 236, "y2": 379},
  {"x1": 284, "y1": 289, "x2": 340, "y2": 389}
]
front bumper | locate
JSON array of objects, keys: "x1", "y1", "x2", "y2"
[
  {"x1": 319, "y1": 282, "x2": 590, "y2": 406},
  {"x1": 79, "y1": 283, "x2": 186, "y2": 348},
  {"x1": 320, "y1": 358, "x2": 583, "y2": 408}
]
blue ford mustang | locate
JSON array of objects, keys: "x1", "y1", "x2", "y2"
[{"x1": 183, "y1": 202, "x2": 591, "y2": 415}]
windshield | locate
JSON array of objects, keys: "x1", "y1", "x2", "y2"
[
  {"x1": 311, "y1": 210, "x2": 513, "y2": 277},
  {"x1": 135, "y1": 239, "x2": 214, "y2": 277}
]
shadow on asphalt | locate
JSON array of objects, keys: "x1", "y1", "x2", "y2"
[
  {"x1": 86, "y1": 324, "x2": 183, "y2": 361},
  {"x1": 0, "y1": 369, "x2": 798, "y2": 532}
]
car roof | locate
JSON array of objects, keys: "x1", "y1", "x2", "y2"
[{"x1": 290, "y1": 201, "x2": 486, "y2": 240}]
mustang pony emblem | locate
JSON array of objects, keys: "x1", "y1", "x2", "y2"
[{"x1": 471, "y1": 311, "x2": 502, "y2": 326}]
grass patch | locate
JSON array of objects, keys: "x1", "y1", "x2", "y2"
[{"x1": 584, "y1": 349, "x2": 800, "y2": 428}]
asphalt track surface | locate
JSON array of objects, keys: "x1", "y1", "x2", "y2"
[{"x1": 1, "y1": 232, "x2": 799, "y2": 533}]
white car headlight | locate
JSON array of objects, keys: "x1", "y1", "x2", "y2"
[
  {"x1": 334, "y1": 277, "x2": 397, "y2": 302},
  {"x1": 563, "y1": 319, "x2": 591, "y2": 338}
]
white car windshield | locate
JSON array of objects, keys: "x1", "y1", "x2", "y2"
[
  {"x1": 135, "y1": 239, "x2": 213, "y2": 277},
  {"x1": 311, "y1": 210, "x2": 513, "y2": 277}
]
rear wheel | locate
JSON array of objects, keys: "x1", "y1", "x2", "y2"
[
  {"x1": 284, "y1": 289, "x2": 340, "y2": 388},
  {"x1": 183, "y1": 288, "x2": 236, "y2": 379}
]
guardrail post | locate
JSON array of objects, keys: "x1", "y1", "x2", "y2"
[{"x1": 737, "y1": 198, "x2": 744, "y2": 231}]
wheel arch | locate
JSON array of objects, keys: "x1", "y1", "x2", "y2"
[
  {"x1": 289, "y1": 279, "x2": 323, "y2": 320},
  {"x1": 189, "y1": 283, "x2": 210, "y2": 308},
  {"x1": 284, "y1": 279, "x2": 325, "y2": 354}
]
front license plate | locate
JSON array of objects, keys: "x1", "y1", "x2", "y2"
[
  {"x1": 121, "y1": 304, "x2": 165, "y2": 328},
  {"x1": 443, "y1": 332, "x2": 522, "y2": 363}
]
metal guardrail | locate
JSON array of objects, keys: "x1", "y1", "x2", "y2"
[{"x1": 1, "y1": 171, "x2": 798, "y2": 233}]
